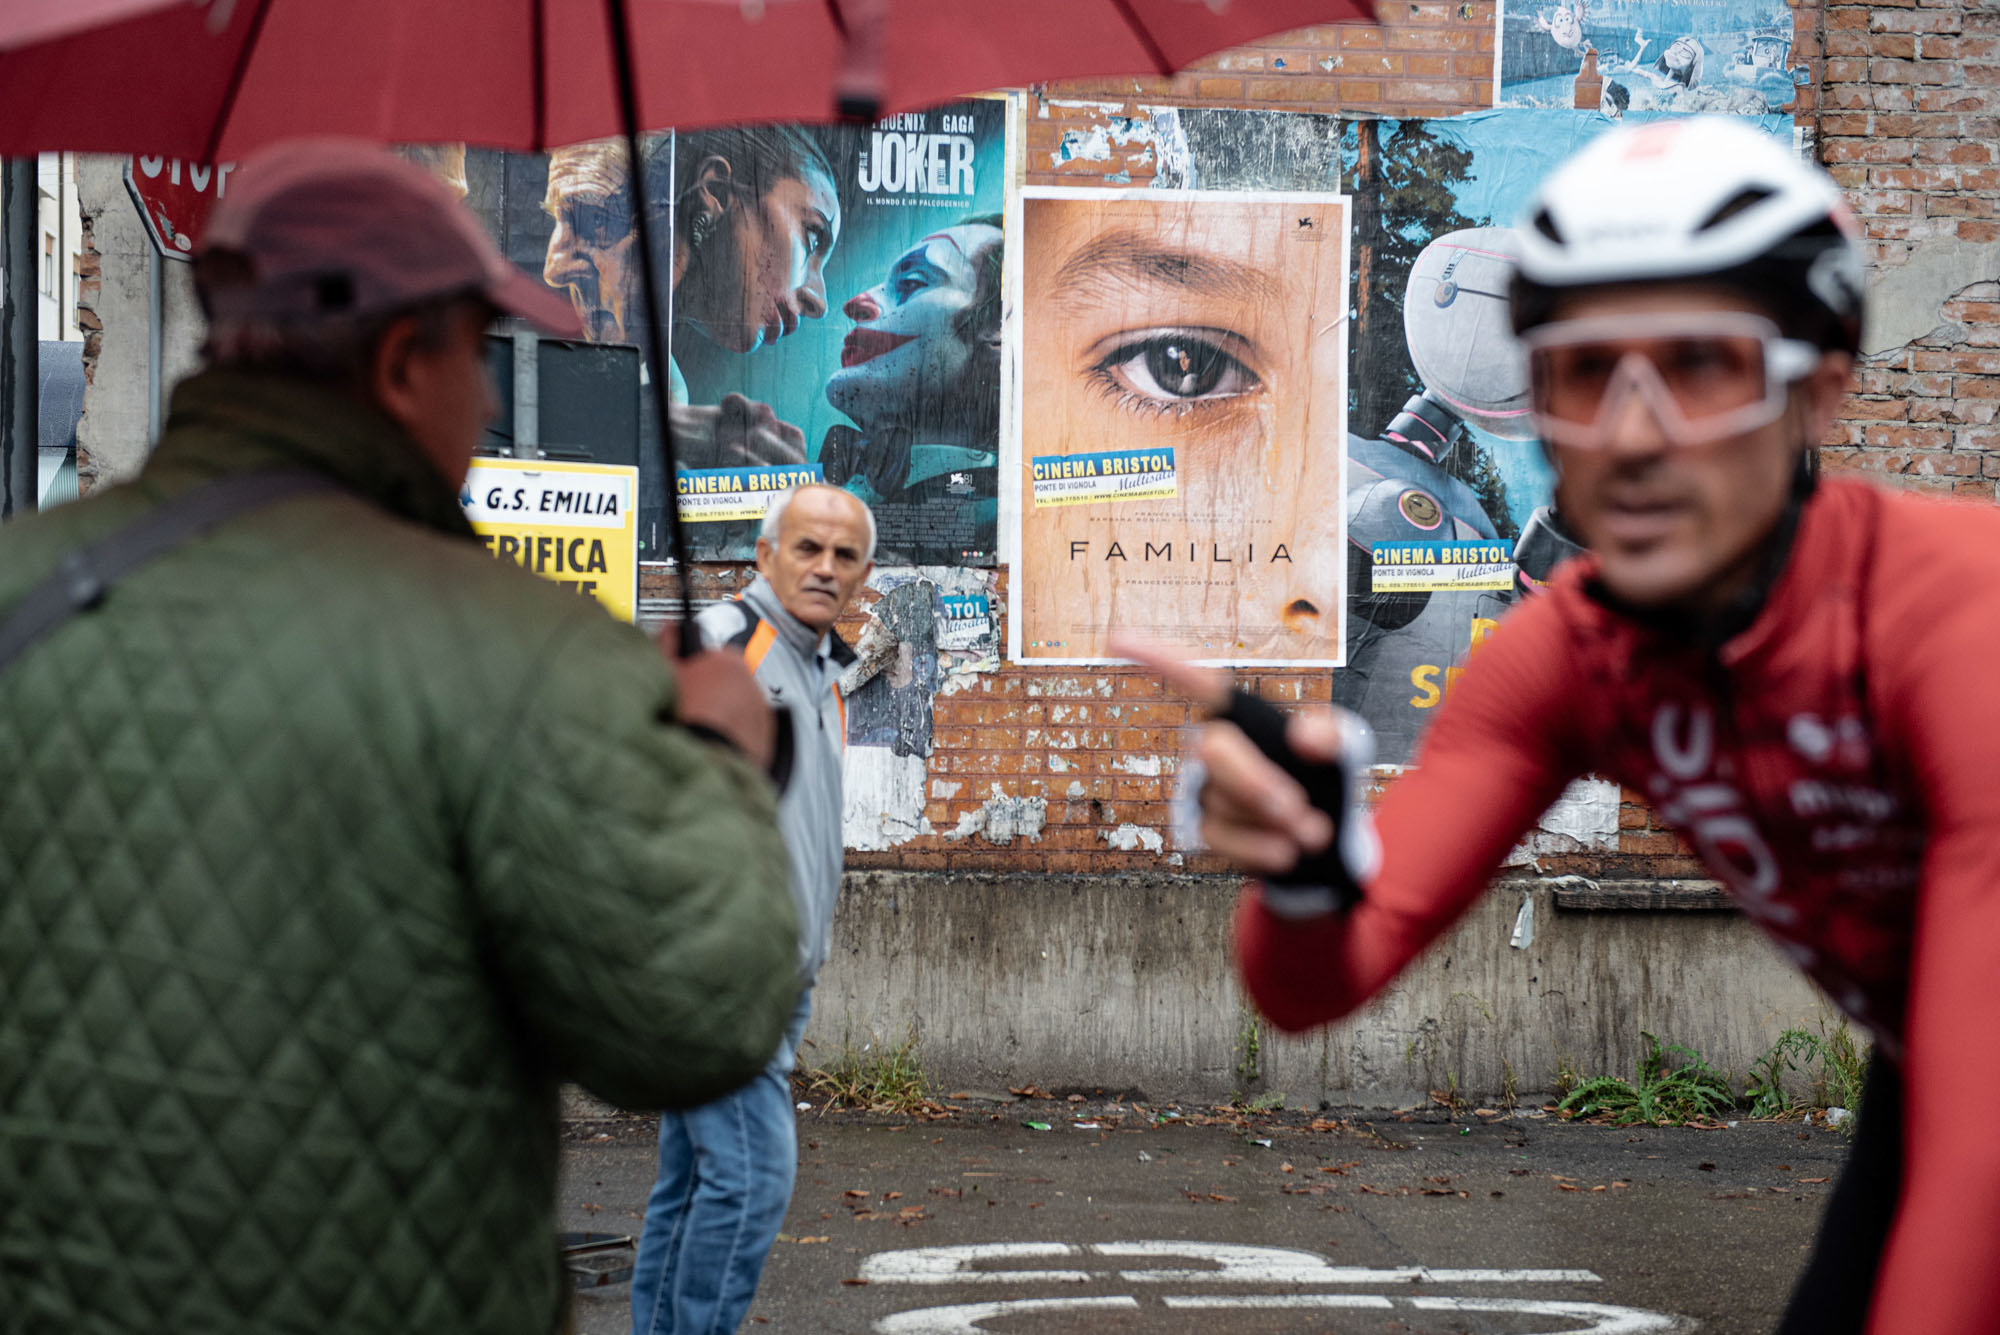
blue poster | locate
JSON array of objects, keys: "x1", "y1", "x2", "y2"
[{"x1": 1497, "y1": 0, "x2": 1800, "y2": 115}]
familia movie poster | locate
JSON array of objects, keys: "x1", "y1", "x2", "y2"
[
  {"x1": 477, "y1": 96, "x2": 1014, "y2": 564},
  {"x1": 1010, "y1": 188, "x2": 1352, "y2": 667}
]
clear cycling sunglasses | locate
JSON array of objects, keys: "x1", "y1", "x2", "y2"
[{"x1": 1520, "y1": 311, "x2": 1822, "y2": 448}]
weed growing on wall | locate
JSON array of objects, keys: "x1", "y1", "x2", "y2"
[
  {"x1": 1558, "y1": 1032, "x2": 1733, "y2": 1127},
  {"x1": 803, "y1": 1030, "x2": 930, "y2": 1115},
  {"x1": 1745, "y1": 1019, "x2": 1869, "y2": 1121}
]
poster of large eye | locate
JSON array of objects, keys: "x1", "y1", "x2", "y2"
[
  {"x1": 1494, "y1": 0, "x2": 1799, "y2": 115},
  {"x1": 475, "y1": 95, "x2": 1014, "y2": 565},
  {"x1": 1009, "y1": 189, "x2": 1352, "y2": 666}
]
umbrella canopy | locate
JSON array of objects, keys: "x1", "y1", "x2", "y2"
[{"x1": 0, "y1": 0, "x2": 1373, "y2": 160}]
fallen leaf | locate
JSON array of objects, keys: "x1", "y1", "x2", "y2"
[
  {"x1": 1698, "y1": 1162, "x2": 1717, "y2": 1171},
  {"x1": 841, "y1": 1278, "x2": 870, "y2": 1286},
  {"x1": 795, "y1": 1236, "x2": 830, "y2": 1245},
  {"x1": 844, "y1": 1189, "x2": 869, "y2": 1198},
  {"x1": 949, "y1": 1092, "x2": 972, "y2": 1100},
  {"x1": 900, "y1": 1206, "x2": 924, "y2": 1218},
  {"x1": 1558, "y1": 1184, "x2": 1581, "y2": 1193},
  {"x1": 1067, "y1": 1093, "x2": 1086, "y2": 1103},
  {"x1": 1797, "y1": 1177, "x2": 1831, "y2": 1184},
  {"x1": 883, "y1": 1191, "x2": 903, "y2": 1201},
  {"x1": 1592, "y1": 1185, "x2": 1607, "y2": 1192},
  {"x1": 1357, "y1": 1184, "x2": 1391, "y2": 1196},
  {"x1": 580, "y1": 1202, "x2": 603, "y2": 1212},
  {"x1": 1473, "y1": 1108, "x2": 1500, "y2": 1117},
  {"x1": 1207, "y1": 1193, "x2": 1237, "y2": 1202},
  {"x1": 1280, "y1": 1163, "x2": 1295, "y2": 1174}
]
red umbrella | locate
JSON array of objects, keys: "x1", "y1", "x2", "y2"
[
  {"x1": 0, "y1": 0, "x2": 1375, "y2": 631},
  {"x1": 0, "y1": 0, "x2": 1373, "y2": 161}
]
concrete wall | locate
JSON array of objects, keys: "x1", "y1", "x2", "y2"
[
  {"x1": 806, "y1": 872, "x2": 1835, "y2": 1107},
  {"x1": 72, "y1": 154, "x2": 203, "y2": 495}
]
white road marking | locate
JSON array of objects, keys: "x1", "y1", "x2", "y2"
[
  {"x1": 861, "y1": 1242, "x2": 1606, "y2": 1286},
  {"x1": 1163, "y1": 1294, "x2": 1396, "y2": 1309},
  {"x1": 874, "y1": 1297, "x2": 1139, "y2": 1334},
  {"x1": 860, "y1": 1243, "x2": 1090, "y2": 1285},
  {"x1": 1411, "y1": 1296, "x2": 1694, "y2": 1333}
]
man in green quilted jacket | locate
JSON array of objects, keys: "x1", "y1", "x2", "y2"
[{"x1": 0, "y1": 138, "x2": 801, "y2": 1333}]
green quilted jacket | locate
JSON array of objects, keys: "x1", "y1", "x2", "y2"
[{"x1": 0, "y1": 370, "x2": 800, "y2": 1333}]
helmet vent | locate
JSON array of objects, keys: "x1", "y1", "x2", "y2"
[
  {"x1": 1530, "y1": 207, "x2": 1563, "y2": 244},
  {"x1": 1698, "y1": 187, "x2": 1776, "y2": 233}
]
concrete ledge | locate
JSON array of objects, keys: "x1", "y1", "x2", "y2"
[{"x1": 806, "y1": 871, "x2": 1836, "y2": 1109}]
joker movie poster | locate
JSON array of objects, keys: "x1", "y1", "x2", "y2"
[
  {"x1": 478, "y1": 95, "x2": 1014, "y2": 564},
  {"x1": 1010, "y1": 188, "x2": 1350, "y2": 666}
]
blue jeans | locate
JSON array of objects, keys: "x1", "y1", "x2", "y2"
[{"x1": 629, "y1": 992, "x2": 810, "y2": 1335}]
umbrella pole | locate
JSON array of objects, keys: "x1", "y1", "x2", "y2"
[{"x1": 602, "y1": 0, "x2": 701, "y2": 653}]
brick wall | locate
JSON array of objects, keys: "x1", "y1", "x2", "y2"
[
  {"x1": 642, "y1": 0, "x2": 1998, "y2": 876},
  {"x1": 1814, "y1": 0, "x2": 2000, "y2": 497}
]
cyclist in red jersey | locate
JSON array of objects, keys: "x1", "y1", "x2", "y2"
[{"x1": 1126, "y1": 116, "x2": 1997, "y2": 1334}]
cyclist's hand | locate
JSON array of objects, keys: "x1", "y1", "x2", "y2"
[{"x1": 1111, "y1": 635, "x2": 1338, "y2": 878}]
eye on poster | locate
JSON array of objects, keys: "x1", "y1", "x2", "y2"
[
  {"x1": 1495, "y1": 0, "x2": 1799, "y2": 116},
  {"x1": 478, "y1": 95, "x2": 1014, "y2": 566},
  {"x1": 1009, "y1": 188, "x2": 1350, "y2": 667}
]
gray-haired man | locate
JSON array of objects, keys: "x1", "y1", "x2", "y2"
[{"x1": 630, "y1": 482, "x2": 875, "y2": 1335}]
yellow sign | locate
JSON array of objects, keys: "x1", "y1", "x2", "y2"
[{"x1": 461, "y1": 457, "x2": 639, "y2": 622}]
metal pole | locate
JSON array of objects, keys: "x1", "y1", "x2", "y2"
[
  {"x1": 1, "y1": 158, "x2": 38, "y2": 520},
  {"x1": 148, "y1": 246, "x2": 163, "y2": 444},
  {"x1": 511, "y1": 329, "x2": 539, "y2": 460}
]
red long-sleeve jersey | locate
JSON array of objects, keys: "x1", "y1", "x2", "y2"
[{"x1": 1236, "y1": 478, "x2": 2000, "y2": 1334}]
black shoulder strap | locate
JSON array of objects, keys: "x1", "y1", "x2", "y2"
[
  {"x1": 0, "y1": 470, "x2": 338, "y2": 677},
  {"x1": 716, "y1": 597, "x2": 761, "y2": 653}
]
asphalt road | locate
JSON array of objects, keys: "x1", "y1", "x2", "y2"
[{"x1": 557, "y1": 1098, "x2": 1850, "y2": 1335}]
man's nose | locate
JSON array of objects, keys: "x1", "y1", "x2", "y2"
[
  {"x1": 544, "y1": 233, "x2": 589, "y2": 288},
  {"x1": 1600, "y1": 358, "x2": 1675, "y2": 456},
  {"x1": 844, "y1": 290, "x2": 880, "y2": 322}
]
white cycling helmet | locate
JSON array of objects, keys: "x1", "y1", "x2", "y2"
[{"x1": 1511, "y1": 116, "x2": 1865, "y2": 353}]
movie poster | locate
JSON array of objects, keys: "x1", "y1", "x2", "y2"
[
  {"x1": 1329, "y1": 108, "x2": 1792, "y2": 761},
  {"x1": 1010, "y1": 188, "x2": 1350, "y2": 666},
  {"x1": 1495, "y1": 0, "x2": 1799, "y2": 116},
  {"x1": 479, "y1": 95, "x2": 1014, "y2": 564}
]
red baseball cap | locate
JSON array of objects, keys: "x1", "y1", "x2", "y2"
[{"x1": 201, "y1": 136, "x2": 582, "y2": 337}]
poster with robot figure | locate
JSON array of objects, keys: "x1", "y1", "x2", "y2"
[
  {"x1": 472, "y1": 95, "x2": 1013, "y2": 564},
  {"x1": 1495, "y1": 0, "x2": 1799, "y2": 116},
  {"x1": 1009, "y1": 187, "x2": 1351, "y2": 667},
  {"x1": 1329, "y1": 108, "x2": 1793, "y2": 762},
  {"x1": 668, "y1": 96, "x2": 1014, "y2": 564}
]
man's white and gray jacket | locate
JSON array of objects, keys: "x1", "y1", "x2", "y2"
[{"x1": 697, "y1": 575, "x2": 856, "y2": 985}]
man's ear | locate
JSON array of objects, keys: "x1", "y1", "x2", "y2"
[
  {"x1": 753, "y1": 535, "x2": 775, "y2": 579},
  {"x1": 1798, "y1": 349, "x2": 1857, "y2": 447},
  {"x1": 369, "y1": 313, "x2": 426, "y2": 429}
]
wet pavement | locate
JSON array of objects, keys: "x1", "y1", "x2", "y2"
[{"x1": 558, "y1": 1095, "x2": 1848, "y2": 1334}]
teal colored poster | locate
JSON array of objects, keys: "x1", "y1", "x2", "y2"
[
  {"x1": 672, "y1": 97, "x2": 1012, "y2": 564},
  {"x1": 1496, "y1": 0, "x2": 1800, "y2": 115},
  {"x1": 475, "y1": 95, "x2": 1012, "y2": 564}
]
